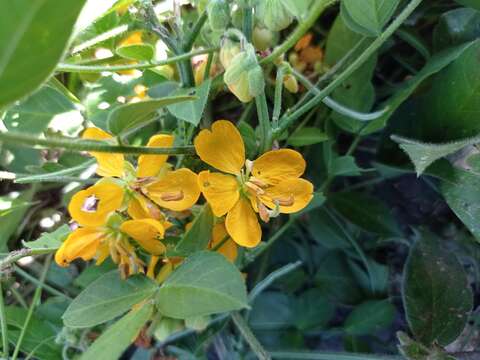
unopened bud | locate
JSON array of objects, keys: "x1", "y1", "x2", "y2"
[
  {"x1": 283, "y1": 74, "x2": 299, "y2": 93},
  {"x1": 256, "y1": 0, "x2": 294, "y2": 32}
]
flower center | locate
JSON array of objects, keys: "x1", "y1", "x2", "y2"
[{"x1": 82, "y1": 195, "x2": 99, "y2": 213}]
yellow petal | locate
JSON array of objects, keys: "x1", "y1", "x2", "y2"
[
  {"x1": 260, "y1": 178, "x2": 314, "y2": 213},
  {"x1": 252, "y1": 149, "x2": 306, "y2": 185},
  {"x1": 194, "y1": 120, "x2": 245, "y2": 175},
  {"x1": 147, "y1": 256, "x2": 160, "y2": 279},
  {"x1": 198, "y1": 171, "x2": 239, "y2": 217},
  {"x1": 226, "y1": 197, "x2": 261, "y2": 248},
  {"x1": 127, "y1": 193, "x2": 164, "y2": 221},
  {"x1": 55, "y1": 227, "x2": 104, "y2": 267},
  {"x1": 144, "y1": 168, "x2": 200, "y2": 211},
  {"x1": 137, "y1": 134, "x2": 174, "y2": 178},
  {"x1": 210, "y1": 222, "x2": 237, "y2": 262},
  {"x1": 120, "y1": 219, "x2": 166, "y2": 255},
  {"x1": 68, "y1": 182, "x2": 124, "y2": 227},
  {"x1": 82, "y1": 128, "x2": 125, "y2": 178}
]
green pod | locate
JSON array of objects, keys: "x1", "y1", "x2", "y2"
[
  {"x1": 219, "y1": 36, "x2": 242, "y2": 69},
  {"x1": 256, "y1": 0, "x2": 294, "y2": 32},
  {"x1": 207, "y1": 0, "x2": 230, "y2": 31},
  {"x1": 252, "y1": 26, "x2": 278, "y2": 51}
]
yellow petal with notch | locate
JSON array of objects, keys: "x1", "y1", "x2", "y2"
[
  {"x1": 120, "y1": 218, "x2": 166, "y2": 255},
  {"x1": 194, "y1": 120, "x2": 245, "y2": 175},
  {"x1": 137, "y1": 134, "x2": 174, "y2": 177},
  {"x1": 144, "y1": 168, "x2": 200, "y2": 211},
  {"x1": 68, "y1": 182, "x2": 124, "y2": 227},
  {"x1": 82, "y1": 127, "x2": 125, "y2": 178},
  {"x1": 260, "y1": 178, "x2": 314, "y2": 214},
  {"x1": 226, "y1": 197, "x2": 261, "y2": 248},
  {"x1": 55, "y1": 227, "x2": 104, "y2": 267},
  {"x1": 252, "y1": 149, "x2": 306, "y2": 185},
  {"x1": 198, "y1": 170, "x2": 239, "y2": 217}
]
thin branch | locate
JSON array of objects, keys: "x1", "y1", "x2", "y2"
[{"x1": 231, "y1": 312, "x2": 271, "y2": 360}]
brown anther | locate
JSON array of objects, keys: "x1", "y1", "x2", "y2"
[
  {"x1": 245, "y1": 181, "x2": 265, "y2": 195},
  {"x1": 160, "y1": 191, "x2": 184, "y2": 202},
  {"x1": 258, "y1": 200, "x2": 270, "y2": 223},
  {"x1": 274, "y1": 195, "x2": 295, "y2": 207},
  {"x1": 248, "y1": 176, "x2": 267, "y2": 188}
]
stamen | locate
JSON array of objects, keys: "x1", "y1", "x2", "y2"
[
  {"x1": 257, "y1": 200, "x2": 270, "y2": 223},
  {"x1": 245, "y1": 159, "x2": 254, "y2": 177},
  {"x1": 248, "y1": 176, "x2": 267, "y2": 188},
  {"x1": 245, "y1": 181, "x2": 265, "y2": 195},
  {"x1": 274, "y1": 195, "x2": 295, "y2": 207},
  {"x1": 82, "y1": 195, "x2": 99, "y2": 212},
  {"x1": 160, "y1": 191, "x2": 184, "y2": 201}
]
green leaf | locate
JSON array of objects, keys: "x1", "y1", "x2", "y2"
[
  {"x1": 329, "y1": 155, "x2": 362, "y2": 177},
  {"x1": 293, "y1": 289, "x2": 335, "y2": 331},
  {"x1": 80, "y1": 302, "x2": 154, "y2": 360},
  {"x1": 249, "y1": 292, "x2": 294, "y2": 330},
  {"x1": 403, "y1": 234, "x2": 473, "y2": 346},
  {"x1": 23, "y1": 224, "x2": 70, "y2": 250},
  {"x1": 344, "y1": 300, "x2": 396, "y2": 336},
  {"x1": 116, "y1": 43, "x2": 155, "y2": 61},
  {"x1": 156, "y1": 251, "x2": 248, "y2": 319},
  {"x1": 288, "y1": 127, "x2": 329, "y2": 146},
  {"x1": 419, "y1": 40, "x2": 480, "y2": 141},
  {"x1": 3, "y1": 86, "x2": 83, "y2": 136},
  {"x1": 325, "y1": 16, "x2": 377, "y2": 134},
  {"x1": 107, "y1": 96, "x2": 196, "y2": 135},
  {"x1": 167, "y1": 79, "x2": 211, "y2": 126},
  {"x1": 5, "y1": 306, "x2": 62, "y2": 360},
  {"x1": 456, "y1": 0, "x2": 480, "y2": 10},
  {"x1": 0, "y1": 0, "x2": 87, "y2": 108},
  {"x1": 175, "y1": 205, "x2": 214, "y2": 255},
  {"x1": 314, "y1": 252, "x2": 363, "y2": 305},
  {"x1": 329, "y1": 191, "x2": 400, "y2": 235},
  {"x1": 341, "y1": 0, "x2": 400, "y2": 36},
  {"x1": 0, "y1": 188, "x2": 35, "y2": 251},
  {"x1": 433, "y1": 8, "x2": 480, "y2": 51},
  {"x1": 391, "y1": 133, "x2": 480, "y2": 176},
  {"x1": 308, "y1": 208, "x2": 350, "y2": 249},
  {"x1": 367, "y1": 41, "x2": 475, "y2": 135},
  {"x1": 63, "y1": 271, "x2": 157, "y2": 328},
  {"x1": 439, "y1": 164, "x2": 480, "y2": 240}
]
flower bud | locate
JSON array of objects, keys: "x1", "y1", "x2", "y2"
[
  {"x1": 207, "y1": 0, "x2": 230, "y2": 31},
  {"x1": 283, "y1": 74, "x2": 299, "y2": 93},
  {"x1": 224, "y1": 44, "x2": 265, "y2": 103},
  {"x1": 219, "y1": 36, "x2": 242, "y2": 69},
  {"x1": 252, "y1": 26, "x2": 277, "y2": 51},
  {"x1": 256, "y1": 0, "x2": 294, "y2": 32}
]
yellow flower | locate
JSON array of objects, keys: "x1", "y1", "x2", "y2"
[
  {"x1": 194, "y1": 120, "x2": 313, "y2": 248},
  {"x1": 209, "y1": 222, "x2": 238, "y2": 262},
  {"x1": 82, "y1": 127, "x2": 200, "y2": 212}
]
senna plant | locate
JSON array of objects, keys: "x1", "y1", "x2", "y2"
[{"x1": 0, "y1": 0, "x2": 480, "y2": 359}]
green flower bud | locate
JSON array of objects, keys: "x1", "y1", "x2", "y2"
[
  {"x1": 207, "y1": 0, "x2": 230, "y2": 31},
  {"x1": 224, "y1": 44, "x2": 265, "y2": 103},
  {"x1": 256, "y1": 0, "x2": 294, "y2": 32},
  {"x1": 219, "y1": 36, "x2": 242, "y2": 69},
  {"x1": 283, "y1": 73, "x2": 299, "y2": 93},
  {"x1": 252, "y1": 26, "x2": 277, "y2": 51}
]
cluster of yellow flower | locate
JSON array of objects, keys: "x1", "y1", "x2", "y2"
[{"x1": 55, "y1": 120, "x2": 313, "y2": 279}]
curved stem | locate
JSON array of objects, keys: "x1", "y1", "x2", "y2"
[
  {"x1": 0, "y1": 131, "x2": 195, "y2": 155},
  {"x1": 183, "y1": 12, "x2": 208, "y2": 51},
  {"x1": 272, "y1": 66, "x2": 286, "y2": 129},
  {"x1": 231, "y1": 312, "x2": 271, "y2": 360},
  {"x1": 57, "y1": 47, "x2": 218, "y2": 73},
  {"x1": 0, "y1": 282, "x2": 9, "y2": 358},
  {"x1": 276, "y1": 0, "x2": 424, "y2": 136},
  {"x1": 259, "y1": 0, "x2": 337, "y2": 65}
]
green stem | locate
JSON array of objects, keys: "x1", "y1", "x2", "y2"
[
  {"x1": 183, "y1": 12, "x2": 208, "y2": 51},
  {"x1": 0, "y1": 131, "x2": 195, "y2": 155},
  {"x1": 231, "y1": 312, "x2": 271, "y2": 360},
  {"x1": 272, "y1": 66, "x2": 286, "y2": 129},
  {"x1": 11, "y1": 255, "x2": 52, "y2": 360},
  {"x1": 276, "y1": 0, "x2": 424, "y2": 136},
  {"x1": 0, "y1": 248, "x2": 55, "y2": 274},
  {"x1": 256, "y1": 92, "x2": 272, "y2": 153},
  {"x1": 14, "y1": 266, "x2": 72, "y2": 300},
  {"x1": 0, "y1": 282, "x2": 9, "y2": 358},
  {"x1": 259, "y1": 0, "x2": 337, "y2": 65},
  {"x1": 242, "y1": 2, "x2": 254, "y2": 43},
  {"x1": 14, "y1": 159, "x2": 95, "y2": 184},
  {"x1": 57, "y1": 48, "x2": 218, "y2": 73},
  {"x1": 270, "y1": 351, "x2": 402, "y2": 360}
]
